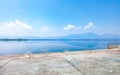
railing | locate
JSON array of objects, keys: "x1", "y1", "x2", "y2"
[{"x1": 107, "y1": 41, "x2": 120, "y2": 49}]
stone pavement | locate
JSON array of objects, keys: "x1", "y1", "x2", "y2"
[{"x1": 0, "y1": 48, "x2": 120, "y2": 75}]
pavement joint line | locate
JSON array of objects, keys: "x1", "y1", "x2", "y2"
[
  {"x1": 62, "y1": 57, "x2": 85, "y2": 75},
  {"x1": 0, "y1": 58, "x2": 17, "y2": 70}
]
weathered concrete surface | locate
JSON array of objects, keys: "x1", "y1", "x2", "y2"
[{"x1": 0, "y1": 48, "x2": 120, "y2": 75}]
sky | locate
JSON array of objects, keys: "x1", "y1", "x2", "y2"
[{"x1": 0, "y1": 0, "x2": 120, "y2": 37}]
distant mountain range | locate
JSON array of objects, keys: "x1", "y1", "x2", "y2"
[
  {"x1": 0, "y1": 32, "x2": 120, "y2": 39},
  {"x1": 63, "y1": 33, "x2": 120, "y2": 39}
]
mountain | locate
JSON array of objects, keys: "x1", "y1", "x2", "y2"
[
  {"x1": 63, "y1": 32, "x2": 101, "y2": 39},
  {"x1": 0, "y1": 32, "x2": 120, "y2": 39},
  {"x1": 102, "y1": 33, "x2": 120, "y2": 39},
  {"x1": 63, "y1": 33, "x2": 120, "y2": 39}
]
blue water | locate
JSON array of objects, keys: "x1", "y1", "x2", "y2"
[{"x1": 0, "y1": 40, "x2": 119, "y2": 55}]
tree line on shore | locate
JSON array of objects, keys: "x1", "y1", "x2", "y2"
[{"x1": 0, "y1": 38, "x2": 28, "y2": 41}]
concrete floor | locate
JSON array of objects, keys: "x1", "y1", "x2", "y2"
[{"x1": 0, "y1": 48, "x2": 120, "y2": 75}]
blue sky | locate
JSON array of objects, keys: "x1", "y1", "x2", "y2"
[{"x1": 0, "y1": 0, "x2": 120, "y2": 37}]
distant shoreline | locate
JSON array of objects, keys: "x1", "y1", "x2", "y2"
[{"x1": 0, "y1": 38, "x2": 120, "y2": 41}]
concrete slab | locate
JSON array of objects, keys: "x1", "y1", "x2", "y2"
[{"x1": 0, "y1": 48, "x2": 120, "y2": 75}]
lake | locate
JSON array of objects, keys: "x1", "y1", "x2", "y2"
[{"x1": 0, "y1": 39, "x2": 120, "y2": 55}]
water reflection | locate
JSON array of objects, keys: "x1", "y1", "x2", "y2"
[{"x1": 0, "y1": 40, "x2": 118, "y2": 55}]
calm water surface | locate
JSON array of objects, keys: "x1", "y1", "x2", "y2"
[{"x1": 0, "y1": 40, "x2": 119, "y2": 55}]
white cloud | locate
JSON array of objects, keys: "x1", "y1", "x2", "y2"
[
  {"x1": 0, "y1": 19, "x2": 33, "y2": 36},
  {"x1": 64, "y1": 24, "x2": 75, "y2": 30},
  {"x1": 40, "y1": 26, "x2": 50, "y2": 31},
  {"x1": 64, "y1": 24, "x2": 81, "y2": 31},
  {"x1": 84, "y1": 22, "x2": 93, "y2": 30},
  {"x1": 3, "y1": 19, "x2": 32, "y2": 30},
  {"x1": 15, "y1": 20, "x2": 32, "y2": 29},
  {"x1": 64, "y1": 22, "x2": 94, "y2": 31}
]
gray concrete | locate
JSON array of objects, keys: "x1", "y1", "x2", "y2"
[{"x1": 0, "y1": 48, "x2": 120, "y2": 75}]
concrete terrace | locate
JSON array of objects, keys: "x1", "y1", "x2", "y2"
[{"x1": 0, "y1": 48, "x2": 120, "y2": 75}]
